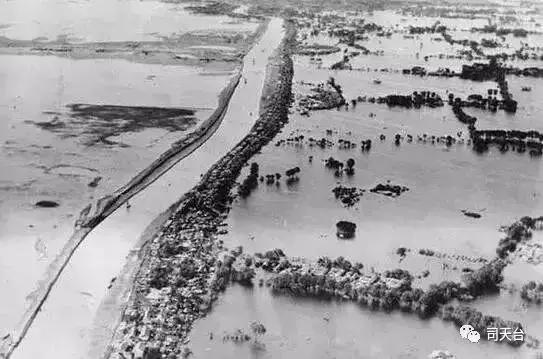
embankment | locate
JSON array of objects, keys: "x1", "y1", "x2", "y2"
[{"x1": 104, "y1": 20, "x2": 296, "y2": 359}]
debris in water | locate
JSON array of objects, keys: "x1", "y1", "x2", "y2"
[
  {"x1": 462, "y1": 210, "x2": 482, "y2": 219},
  {"x1": 88, "y1": 176, "x2": 102, "y2": 188}
]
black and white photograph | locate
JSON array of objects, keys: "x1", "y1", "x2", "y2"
[{"x1": 0, "y1": 0, "x2": 542, "y2": 358}]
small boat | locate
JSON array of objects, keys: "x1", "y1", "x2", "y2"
[
  {"x1": 373, "y1": 79, "x2": 382, "y2": 84},
  {"x1": 521, "y1": 86, "x2": 532, "y2": 92}
]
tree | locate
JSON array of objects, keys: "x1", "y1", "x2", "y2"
[
  {"x1": 462, "y1": 259, "x2": 506, "y2": 296},
  {"x1": 250, "y1": 322, "x2": 267, "y2": 343}
]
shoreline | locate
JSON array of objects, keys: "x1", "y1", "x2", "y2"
[
  {"x1": 0, "y1": 22, "x2": 268, "y2": 70},
  {"x1": 104, "y1": 19, "x2": 296, "y2": 359},
  {"x1": 0, "y1": 20, "x2": 270, "y2": 359}
]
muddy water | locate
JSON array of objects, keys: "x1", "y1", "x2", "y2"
[
  {"x1": 186, "y1": 9, "x2": 543, "y2": 358},
  {"x1": 187, "y1": 284, "x2": 531, "y2": 359},
  {"x1": 192, "y1": 53, "x2": 543, "y2": 357},
  {"x1": 460, "y1": 75, "x2": 543, "y2": 133},
  {"x1": 0, "y1": 55, "x2": 230, "y2": 338},
  {"x1": 0, "y1": 0, "x2": 257, "y2": 42},
  {"x1": 221, "y1": 106, "x2": 543, "y2": 284},
  {"x1": 10, "y1": 18, "x2": 285, "y2": 359},
  {"x1": 470, "y1": 259, "x2": 543, "y2": 350},
  {"x1": 218, "y1": 62, "x2": 542, "y2": 278},
  {"x1": 298, "y1": 31, "x2": 471, "y2": 71}
]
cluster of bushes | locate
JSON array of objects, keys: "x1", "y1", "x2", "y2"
[
  {"x1": 461, "y1": 259, "x2": 506, "y2": 296},
  {"x1": 481, "y1": 38, "x2": 500, "y2": 48},
  {"x1": 268, "y1": 263, "x2": 467, "y2": 317},
  {"x1": 440, "y1": 305, "x2": 524, "y2": 346},
  {"x1": 260, "y1": 173, "x2": 282, "y2": 185},
  {"x1": 324, "y1": 157, "x2": 355, "y2": 177},
  {"x1": 520, "y1": 281, "x2": 543, "y2": 304},
  {"x1": 332, "y1": 185, "x2": 364, "y2": 207},
  {"x1": 384, "y1": 91, "x2": 444, "y2": 109},
  {"x1": 496, "y1": 71, "x2": 517, "y2": 113},
  {"x1": 409, "y1": 23, "x2": 447, "y2": 34},
  {"x1": 460, "y1": 60, "x2": 500, "y2": 81},
  {"x1": 250, "y1": 246, "x2": 527, "y2": 345},
  {"x1": 496, "y1": 217, "x2": 538, "y2": 258},
  {"x1": 475, "y1": 129, "x2": 543, "y2": 141},
  {"x1": 238, "y1": 162, "x2": 259, "y2": 198},
  {"x1": 254, "y1": 248, "x2": 287, "y2": 271},
  {"x1": 451, "y1": 100, "x2": 477, "y2": 125},
  {"x1": 357, "y1": 91, "x2": 444, "y2": 109},
  {"x1": 471, "y1": 25, "x2": 529, "y2": 38},
  {"x1": 471, "y1": 129, "x2": 543, "y2": 156},
  {"x1": 299, "y1": 80, "x2": 345, "y2": 110}
]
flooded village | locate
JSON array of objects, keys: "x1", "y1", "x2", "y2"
[{"x1": 1, "y1": 0, "x2": 543, "y2": 358}]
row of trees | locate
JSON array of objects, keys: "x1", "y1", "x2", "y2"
[
  {"x1": 238, "y1": 162, "x2": 260, "y2": 198},
  {"x1": 496, "y1": 217, "x2": 536, "y2": 258},
  {"x1": 265, "y1": 256, "x2": 512, "y2": 333}
]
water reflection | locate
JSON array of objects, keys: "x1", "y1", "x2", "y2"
[{"x1": 189, "y1": 284, "x2": 530, "y2": 359}]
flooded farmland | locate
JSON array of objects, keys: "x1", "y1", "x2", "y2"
[
  {"x1": 183, "y1": 2, "x2": 543, "y2": 359},
  {"x1": 188, "y1": 284, "x2": 531, "y2": 359},
  {"x1": 1, "y1": 0, "x2": 543, "y2": 359}
]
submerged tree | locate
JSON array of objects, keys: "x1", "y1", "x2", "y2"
[{"x1": 250, "y1": 321, "x2": 267, "y2": 343}]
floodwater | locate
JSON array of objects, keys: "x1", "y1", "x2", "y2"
[
  {"x1": 10, "y1": 17, "x2": 285, "y2": 359},
  {"x1": 0, "y1": 0, "x2": 263, "y2": 353},
  {"x1": 0, "y1": 54, "x2": 231, "y2": 338},
  {"x1": 189, "y1": 8, "x2": 543, "y2": 359},
  {"x1": 219, "y1": 57, "x2": 543, "y2": 277},
  {"x1": 187, "y1": 95, "x2": 542, "y2": 359},
  {"x1": 1, "y1": 1, "x2": 541, "y2": 358},
  {"x1": 220, "y1": 97, "x2": 543, "y2": 285},
  {"x1": 0, "y1": 0, "x2": 258, "y2": 42},
  {"x1": 187, "y1": 284, "x2": 531, "y2": 359}
]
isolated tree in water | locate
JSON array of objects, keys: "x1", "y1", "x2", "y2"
[{"x1": 250, "y1": 321, "x2": 266, "y2": 343}]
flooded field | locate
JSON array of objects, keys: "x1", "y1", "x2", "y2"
[
  {"x1": 188, "y1": 284, "x2": 531, "y2": 359},
  {"x1": 184, "y1": 3, "x2": 543, "y2": 359},
  {"x1": 220, "y1": 109, "x2": 543, "y2": 278},
  {"x1": 1, "y1": 0, "x2": 542, "y2": 358}
]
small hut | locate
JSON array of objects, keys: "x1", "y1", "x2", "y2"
[{"x1": 336, "y1": 221, "x2": 356, "y2": 239}]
